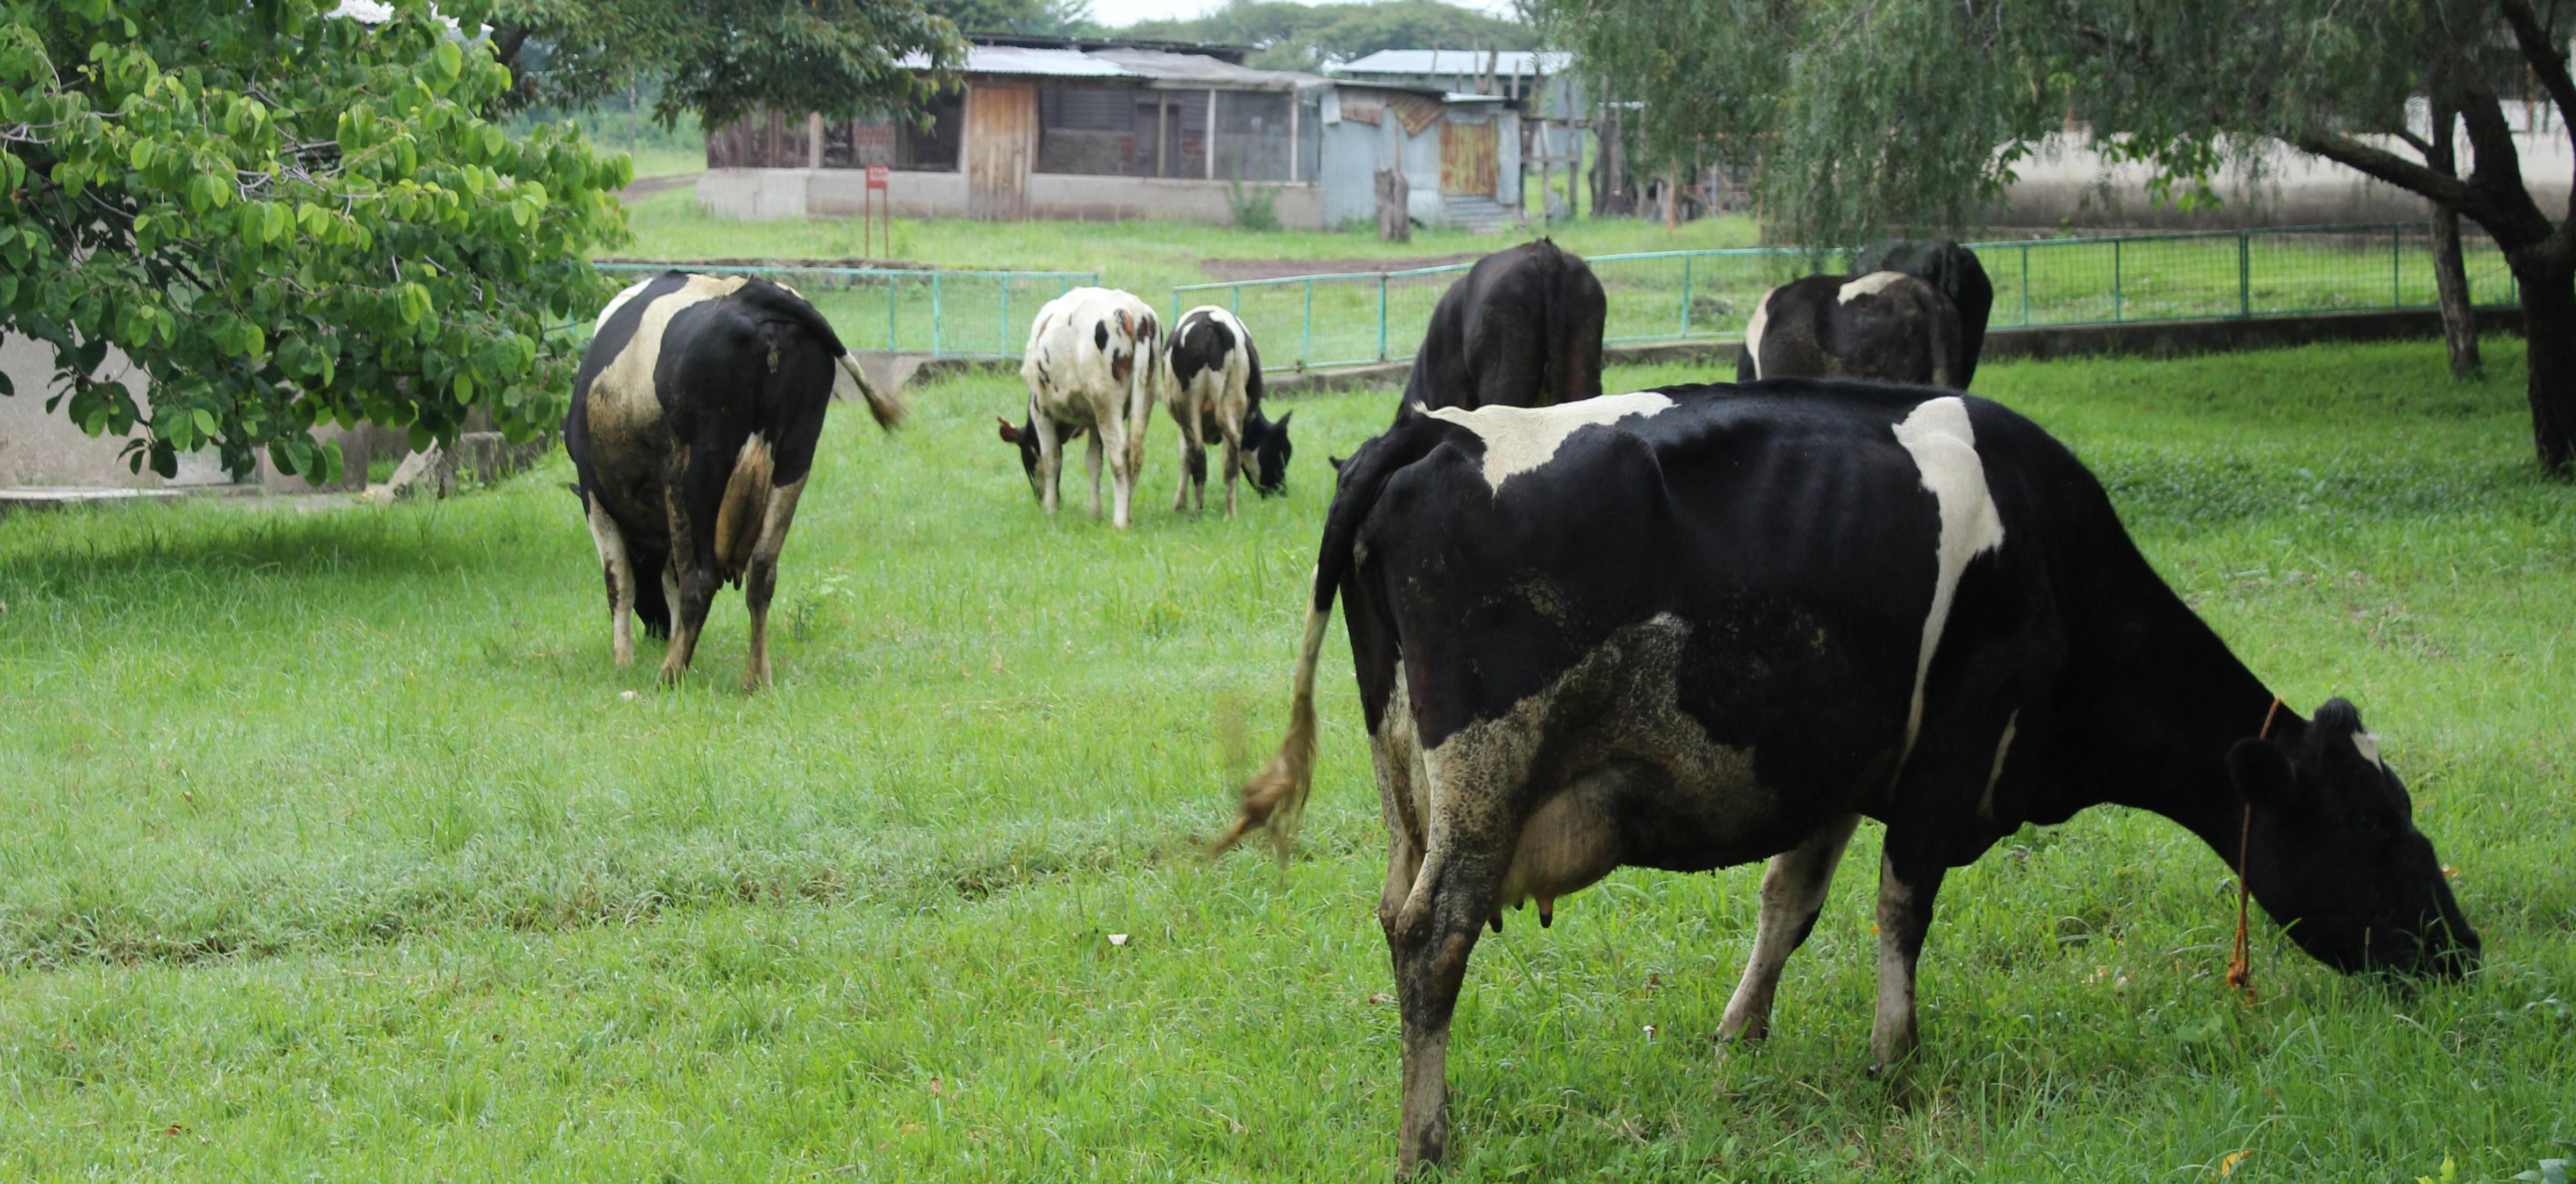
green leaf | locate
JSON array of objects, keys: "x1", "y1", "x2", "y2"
[{"x1": 191, "y1": 407, "x2": 217, "y2": 437}]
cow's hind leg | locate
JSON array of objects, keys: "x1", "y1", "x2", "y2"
[
  {"x1": 658, "y1": 471, "x2": 720, "y2": 686},
  {"x1": 582, "y1": 495, "x2": 638, "y2": 666},
  {"x1": 1870, "y1": 838, "x2": 1949, "y2": 1077},
  {"x1": 1718, "y1": 812, "x2": 1860, "y2": 1044},
  {"x1": 739, "y1": 476, "x2": 806, "y2": 691},
  {"x1": 1171, "y1": 401, "x2": 1203, "y2": 511},
  {"x1": 1084, "y1": 428, "x2": 1106, "y2": 520}
]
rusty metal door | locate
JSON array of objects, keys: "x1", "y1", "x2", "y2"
[
  {"x1": 967, "y1": 85, "x2": 1035, "y2": 220},
  {"x1": 1440, "y1": 119, "x2": 1498, "y2": 196}
]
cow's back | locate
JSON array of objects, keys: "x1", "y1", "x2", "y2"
[{"x1": 1404, "y1": 241, "x2": 1607, "y2": 413}]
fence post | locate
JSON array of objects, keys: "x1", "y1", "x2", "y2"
[
  {"x1": 930, "y1": 271, "x2": 942, "y2": 356},
  {"x1": 2020, "y1": 244, "x2": 2030, "y2": 326},
  {"x1": 1303, "y1": 277, "x2": 1315, "y2": 370},
  {"x1": 2237, "y1": 229, "x2": 2251, "y2": 319},
  {"x1": 2392, "y1": 224, "x2": 2402, "y2": 308},
  {"x1": 2112, "y1": 238, "x2": 2123, "y2": 322},
  {"x1": 999, "y1": 282, "x2": 1009, "y2": 358},
  {"x1": 886, "y1": 276, "x2": 898, "y2": 349},
  {"x1": 1679, "y1": 253, "x2": 1694, "y2": 337},
  {"x1": 1377, "y1": 273, "x2": 1389, "y2": 361}
]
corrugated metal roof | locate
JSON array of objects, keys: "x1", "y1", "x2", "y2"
[
  {"x1": 1088, "y1": 49, "x2": 1326, "y2": 91},
  {"x1": 900, "y1": 45, "x2": 1147, "y2": 78},
  {"x1": 1330, "y1": 50, "x2": 1572, "y2": 78}
]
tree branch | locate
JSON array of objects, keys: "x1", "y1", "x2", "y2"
[
  {"x1": 2453, "y1": 83, "x2": 2556, "y2": 245},
  {"x1": 2290, "y1": 129, "x2": 2482, "y2": 211},
  {"x1": 2499, "y1": 0, "x2": 2576, "y2": 126},
  {"x1": 2387, "y1": 126, "x2": 2432, "y2": 159}
]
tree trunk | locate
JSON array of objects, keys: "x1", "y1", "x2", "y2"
[
  {"x1": 2426, "y1": 97, "x2": 2482, "y2": 378},
  {"x1": 2511, "y1": 251, "x2": 2576, "y2": 473}
]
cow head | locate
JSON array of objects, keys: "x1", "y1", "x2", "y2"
[
  {"x1": 2230, "y1": 698, "x2": 2478, "y2": 979},
  {"x1": 996, "y1": 416, "x2": 1084, "y2": 496},
  {"x1": 1240, "y1": 410, "x2": 1293, "y2": 496}
]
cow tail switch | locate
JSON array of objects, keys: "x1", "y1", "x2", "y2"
[
  {"x1": 1213, "y1": 601, "x2": 1327, "y2": 860},
  {"x1": 838, "y1": 354, "x2": 907, "y2": 432}
]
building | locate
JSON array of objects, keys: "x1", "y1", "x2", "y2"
[
  {"x1": 1328, "y1": 50, "x2": 1586, "y2": 224},
  {"x1": 694, "y1": 37, "x2": 1528, "y2": 231}
]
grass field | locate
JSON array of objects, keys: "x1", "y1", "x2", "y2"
[{"x1": 3, "y1": 339, "x2": 2572, "y2": 1179}]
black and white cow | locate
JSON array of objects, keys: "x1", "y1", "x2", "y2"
[
  {"x1": 1855, "y1": 237, "x2": 1995, "y2": 387},
  {"x1": 566, "y1": 271, "x2": 903, "y2": 689},
  {"x1": 1738, "y1": 271, "x2": 1967, "y2": 389},
  {"x1": 1217, "y1": 381, "x2": 2477, "y2": 1174},
  {"x1": 1402, "y1": 239, "x2": 1607, "y2": 414},
  {"x1": 1164, "y1": 305, "x2": 1291, "y2": 517},
  {"x1": 998, "y1": 287, "x2": 1161, "y2": 530}
]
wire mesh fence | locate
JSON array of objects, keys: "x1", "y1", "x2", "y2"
[
  {"x1": 593, "y1": 264, "x2": 1100, "y2": 359},
  {"x1": 1171, "y1": 223, "x2": 2520, "y2": 374}
]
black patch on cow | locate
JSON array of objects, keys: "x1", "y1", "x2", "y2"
[
  {"x1": 1170, "y1": 310, "x2": 1236, "y2": 393},
  {"x1": 1743, "y1": 274, "x2": 1966, "y2": 389},
  {"x1": 1094, "y1": 321, "x2": 1109, "y2": 352},
  {"x1": 1401, "y1": 239, "x2": 1608, "y2": 415}
]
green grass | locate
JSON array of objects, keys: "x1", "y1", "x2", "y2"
[{"x1": 2, "y1": 339, "x2": 2572, "y2": 1180}]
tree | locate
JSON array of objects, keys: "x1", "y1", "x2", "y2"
[
  {"x1": 0, "y1": 0, "x2": 629, "y2": 482},
  {"x1": 1539, "y1": 0, "x2": 2576, "y2": 472},
  {"x1": 486, "y1": 0, "x2": 964, "y2": 130},
  {"x1": 1123, "y1": 1, "x2": 1534, "y2": 72}
]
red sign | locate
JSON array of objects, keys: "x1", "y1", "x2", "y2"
[{"x1": 865, "y1": 164, "x2": 890, "y2": 190}]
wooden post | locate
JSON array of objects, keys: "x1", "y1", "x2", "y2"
[
  {"x1": 1288, "y1": 89, "x2": 1300, "y2": 182},
  {"x1": 808, "y1": 112, "x2": 823, "y2": 169},
  {"x1": 1376, "y1": 169, "x2": 1410, "y2": 242},
  {"x1": 1206, "y1": 90, "x2": 1219, "y2": 179},
  {"x1": 1157, "y1": 93, "x2": 1169, "y2": 177}
]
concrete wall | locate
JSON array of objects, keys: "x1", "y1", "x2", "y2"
[
  {"x1": 2003, "y1": 125, "x2": 2570, "y2": 230},
  {"x1": 698, "y1": 166, "x2": 1325, "y2": 228},
  {"x1": 0, "y1": 333, "x2": 228, "y2": 488}
]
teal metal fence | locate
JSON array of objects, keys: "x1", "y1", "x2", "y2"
[
  {"x1": 594, "y1": 264, "x2": 1098, "y2": 359},
  {"x1": 1170, "y1": 223, "x2": 2521, "y2": 374}
]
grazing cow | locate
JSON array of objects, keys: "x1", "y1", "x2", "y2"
[
  {"x1": 1402, "y1": 239, "x2": 1607, "y2": 414},
  {"x1": 1855, "y1": 238, "x2": 1995, "y2": 387},
  {"x1": 1738, "y1": 271, "x2": 1967, "y2": 389},
  {"x1": 998, "y1": 287, "x2": 1161, "y2": 529},
  {"x1": 1163, "y1": 305, "x2": 1293, "y2": 517},
  {"x1": 566, "y1": 271, "x2": 903, "y2": 688},
  {"x1": 1218, "y1": 381, "x2": 2477, "y2": 1174}
]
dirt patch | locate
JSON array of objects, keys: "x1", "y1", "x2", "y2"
[
  {"x1": 618, "y1": 172, "x2": 702, "y2": 202},
  {"x1": 1196, "y1": 253, "x2": 1482, "y2": 281}
]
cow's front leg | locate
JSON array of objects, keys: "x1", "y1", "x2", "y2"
[
  {"x1": 1871, "y1": 841, "x2": 1947, "y2": 1075},
  {"x1": 581, "y1": 494, "x2": 638, "y2": 666},
  {"x1": 1718, "y1": 812, "x2": 1859, "y2": 1043},
  {"x1": 1034, "y1": 412, "x2": 1064, "y2": 516},
  {"x1": 739, "y1": 476, "x2": 806, "y2": 691},
  {"x1": 1217, "y1": 414, "x2": 1245, "y2": 520}
]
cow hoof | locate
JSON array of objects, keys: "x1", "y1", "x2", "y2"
[
  {"x1": 657, "y1": 664, "x2": 688, "y2": 686},
  {"x1": 613, "y1": 651, "x2": 634, "y2": 668}
]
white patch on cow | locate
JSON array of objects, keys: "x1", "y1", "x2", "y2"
[
  {"x1": 1421, "y1": 390, "x2": 1673, "y2": 493},
  {"x1": 1838, "y1": 271, "x2": 1911, "y2": 304},
  {"x1": 594, "y1": 276, "x2": 654, "y2": 328},
  {"x1": 1891, "y1": 396, "x2": 2006, "y2": 761},
  {"x1": 2353, "y1": 732, "x2": 2383, "y2": 769},
  {"x1": 1977, "y1": 710, "x2": 2020, "y2": 822},
  {"x1": 1742, "y1": 287, "x2": 1776, "y2": 379}
]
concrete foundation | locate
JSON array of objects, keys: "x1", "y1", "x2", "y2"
[{"x1": 698, "y1": 168, "x2": 1327, "y2": 228}]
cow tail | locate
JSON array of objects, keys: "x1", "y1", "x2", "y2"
[
  {"x1": 837, "y1": 354, "x2": 906, "y2": 432},
  {"x1": 714, "y1": 436, "x2": 775, "y2": 583},
  {"x1": 1214, "y1": 424, "x2": 1441, "y2": 857}
]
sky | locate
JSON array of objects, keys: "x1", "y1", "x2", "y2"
[{"x1": 1085, "y1": 0, "x2": 1522, "y2": 30}]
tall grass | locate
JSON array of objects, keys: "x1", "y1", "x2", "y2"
[{"x1": 0, "y1": 339, "x2": 2568, "y2": 1180}]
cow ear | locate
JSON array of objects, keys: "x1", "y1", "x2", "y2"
[
  {"x1": 996, "y1": 416, "x2": 1023, "y2": 445},
  {"x1": 1273, "y1": 410, "x2": 1292, "y2": 435},
  {"x1": 2227, "y1": 738, "x2": 2301, "y2": 813},
  {"x1": 1328, "y1": 454, "x2": 1346, "y2": 473}
]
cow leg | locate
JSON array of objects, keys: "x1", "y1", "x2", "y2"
[
  {"x1": 1034, "y1": 411, "x2": 1064, "y2": 517},
  {"x1": 738, "y1": 476, "x2": 806, "y2": 691},
  {"x1": 581, "y1": 495, "x2": 638, "y2": 666},
  {"x1": 1084, "y1": 427, "x2": 1106, "y2": 520},
  {"x1": 1171, "y1": 403, "x2": 1202, "y2": 511},
  {"x1": 1717, "y1": 812, "x2": 1860, "y2": 1043},
  {"x1": 1100, "y1": 417, "x2": 1136, "y2": 530},
  {"x1": 1870, "y1": 840, "x2": 1947, "y2": 1075},
  {"x1": 658, "y1": 463, "x2": 720, "y2": 686},
  {"x1": 1217, "y1": 410, "x2": 1245, "y2": 521},
  {"x1": 1388, "y1": 828, "x2": 1508, "y2": 1175}
]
